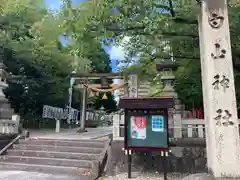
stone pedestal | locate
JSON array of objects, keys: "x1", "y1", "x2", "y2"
[
  {"x1": 12, "y1": 115, "x2": 20, "y2": 133},
  {"x1": 160, "y1": 75, "x2": 176, "y2": 98},
  {"x1": 55, "y1": 119, "x2": 60, "y2": 133},
  {"x1": 198, "y1": 0, "x2": 240, "y2": 177},
  {"x1": 0, "y1": 63, "x2": 14, "y2": 120}
]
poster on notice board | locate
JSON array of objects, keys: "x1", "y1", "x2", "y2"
[
  {"x1": 130, "y1": 116, "x2": 146, "y2": 140},
  {"x1": 151, "y1": 115, "x2": 164, "y2": 132}
]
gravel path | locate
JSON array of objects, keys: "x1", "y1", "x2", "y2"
[{"x1": 101, "y1": 173, "x2": 240, "y2": 180}]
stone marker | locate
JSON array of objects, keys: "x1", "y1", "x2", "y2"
[{"x1": 198, "y1": 0, "x2": 240, "y2": 177}]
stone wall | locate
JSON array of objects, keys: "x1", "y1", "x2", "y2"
[{"x1": 106, "y1": 140, "x2": 207, "y2": 176}]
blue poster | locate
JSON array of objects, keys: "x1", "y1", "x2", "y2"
[{"x1": 151, "y1": 115, "x2": 164, "y2": 132}]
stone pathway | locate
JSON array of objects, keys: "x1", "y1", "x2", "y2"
[
  {"x1": 28, "y1": 127, "x2": 112, "y2": 140},
  {"x1": 0, "y1": 170, "x2": 90, "y2": 180}
]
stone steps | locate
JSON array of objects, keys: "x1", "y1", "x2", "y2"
[
  {"x1": 7, "y1": 149, "x2": 96, "y2": 160},
  {"x1": 0, "y1": 138, "x2": 111, "y2": 177},
  {"x1": 13, "y1": 144, "x2": 102, "y2": 154},
  {"x1": 0, "y1": 162, "x2": 89, "y2": 175},
  {"x1": 30, "y1": 138, "x2": 106, "y2": 142},
  {"x1": 0, "y1": 156, "x2": 92, "y2": 168},
  {"x1": 19, "y1": 139, "x2": 105, "y2": 148}
]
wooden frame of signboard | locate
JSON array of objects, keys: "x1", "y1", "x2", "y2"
[{"x1": 118, "y1": 97, "x2": 174, "y2": 179}]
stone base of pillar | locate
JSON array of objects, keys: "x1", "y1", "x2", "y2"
[
  {"x1": 208, "y1": 126, "x2": 240, "y2": 178},
  {"x1": 173, "y1": 113, "x2": 182, "y2": 138}
]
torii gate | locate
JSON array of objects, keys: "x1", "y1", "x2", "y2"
[
  {"x1": 69, "y1": 72, "x2": 130, "y2": 132},
  {"x1": 198, "y1": 0, "x2": 240, "y2": 177}
]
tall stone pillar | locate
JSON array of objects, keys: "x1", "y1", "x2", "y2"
[{"x1": 198, "y1": 0, "x2": 240, "y2": 177}]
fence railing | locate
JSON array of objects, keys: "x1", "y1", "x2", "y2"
[
  {"x1": 0, "y1": 115, "x2": 20, "y2": 135},
  {"x1": 169, "y1": 119, "x2": 205, "y2": 138},
  {"x1": 113, "y1": 118, "x2": 240, "y2": 140}
]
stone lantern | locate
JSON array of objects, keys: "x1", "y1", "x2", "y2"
[{"x1": 156, "y1": 63, "x2": 183, "y2": 137}]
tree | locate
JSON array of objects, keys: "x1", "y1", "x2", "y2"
[
  {"x1": 0, "y1": 0, "x2": 87, "y2": 125},
  {"x1": 59, "y1": 0, "x2": 117, "y2": 113},
  {"x1": 67, "y1": 0, "x2": 240, "y2": 111}
]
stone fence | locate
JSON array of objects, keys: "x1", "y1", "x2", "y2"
[
  {"x1": 0, "y1": 115, "x2": 20, "y2": 135},
  {"x1": 112, "y1": 115, "x2": 240, "y2": 140}
]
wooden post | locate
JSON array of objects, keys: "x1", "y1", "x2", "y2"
[
  {"x1": 127, "y1": 150, "x2": 132, "y2": 178},
  {"x1": 128, "y1": 74, "x2": 138, "y2": 98},
  {"x1": 79, "y1": 80, "x2": 88, "y2": 133},
  {"x1": 124, "y1": 74, "x2": 129, "y2": 97},
  {"x1": 163, "y1": 155, "x2": 167, "y2": 180}
]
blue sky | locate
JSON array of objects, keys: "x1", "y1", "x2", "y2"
[{"x1": 44, "y1": 0, "x2": 123, "y2": 73}]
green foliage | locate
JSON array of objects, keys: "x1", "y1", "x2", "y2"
[
  {"x1": 174, "y1": 60, "x2": 203, "y2": 110},
  {"x1": 0, "y1": 0, "x2": 115, "y2": 121},
  {"x1": 71, "y1": 0, "x2": 240, "y2": 109},
  {"x1": 0, "y1": 0, "x2": 75, "y2": 120}
]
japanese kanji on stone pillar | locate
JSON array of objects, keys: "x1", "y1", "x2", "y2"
[{"x1": 198, "y1": 0, "x2": 240, "y2": 177}]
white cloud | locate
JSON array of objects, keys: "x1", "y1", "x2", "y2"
[
  {"x1": 109, "y1": 37, "x2": 130, "y2": 61},
  {"x1": 109, "y1": 46, "x2": 125, "y2": 60}
]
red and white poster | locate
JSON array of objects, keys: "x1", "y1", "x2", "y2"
[{"x1": 130, "y1": 116, "x2": 146, "y2": 140}]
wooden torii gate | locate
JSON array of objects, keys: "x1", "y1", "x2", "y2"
[{"x1": 70, "y1": 72, "x2": 129, "y2": 132}]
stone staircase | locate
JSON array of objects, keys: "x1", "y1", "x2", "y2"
[{"x1": 0, "y1": 137, "x2": 111, "y2": 178}]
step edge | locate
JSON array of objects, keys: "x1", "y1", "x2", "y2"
[
  {"x1": 2, "y1": 155, "x2": 94, "y2": 163},
  {"x1": 0, "y1": 162, "x2": 91, "y2": 170},
  {"x1": 27, "y1": 138, "x2": 106, "y2": 142},
  {"x1": 14, "y1": 144, "x2": 103, "y2": 149},
  {"x1": 9, "y1": 149, "x2": 101, "y2": 154},
  {"x1": 22, "y1": 139, "x2": 106, "y2": 142},
  {"x1": 20, "y1": 140, "x2": 106, "y2": 145},
  {"x1": 8, "y1": 149, "x2": 100, "y2": 156}
]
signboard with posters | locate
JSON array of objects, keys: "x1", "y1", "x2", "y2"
[
  {"x1": 119, "y1": 98, "x2": 174, "y2": 151},
  {"x1": 126, "y1": 112, "x2": 168, "y2": 150},
  {"x1": 119, "y1": 98, "x2": 174, "y2": 179}
]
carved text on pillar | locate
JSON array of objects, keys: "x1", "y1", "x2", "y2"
[
  {"x1": 208, "y1": 13, "x2": 224, "y2": 29},
  {"x1": 214, "y1": 109, "x2": 234, "y2": 126},
  {"x1": 211, "y1": 43, "x2": 226, "y2": 59},
  {"x1": 212, "y1": 74, "x2": 230, "y2": 92}
]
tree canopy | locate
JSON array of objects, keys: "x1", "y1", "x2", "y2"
[
  {"x1": 65, "y1": 0, "x2": 240, "y2": 110},
  {"x1": 0, "y1": 0, "x2": 115, "y2": 122},
  {"x1": 2, "y1": 0, "x2": 240, "y2": 121}
]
